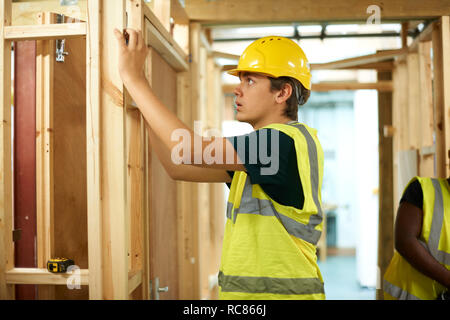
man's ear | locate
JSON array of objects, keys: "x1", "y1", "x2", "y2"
[{"x1": 274, "y1": 82, "x2": 293, "y2": 104}]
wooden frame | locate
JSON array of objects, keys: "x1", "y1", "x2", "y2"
[
  {"x1": 185, "y1": 0, "x2": 450, "y2": 23},
  {"x1": 4, "y1": 23, "x2": 87, "y2": 41},
  {"x1": 1, "y1": 0, "x2": 189, "y2": 300},
  {"x1": 0, "y1": 0, "x2": 14, "y2": 300}
]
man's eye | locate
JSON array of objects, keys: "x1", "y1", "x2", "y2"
[{"x1": 248, "y1": 79, "x2": 254, "y2": 85}]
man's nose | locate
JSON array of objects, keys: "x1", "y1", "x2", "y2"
[{"x1": 234, "y1": 83, "x2": 242, "y2": 97}]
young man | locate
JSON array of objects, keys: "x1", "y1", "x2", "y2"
[
  {"x1": 114, "y1": 29, "x2": 325, "y2": 300},
  {"x1": 383, "y1": 174, "x2": 450, "y2": 300}
]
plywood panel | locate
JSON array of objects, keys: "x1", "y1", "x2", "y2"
[
  {"x1": 52, "y1": 25, "x2": 88, "y2": 300},
  {"x1": 148, "y1": 49, "x2": 179, "y2": 300}
]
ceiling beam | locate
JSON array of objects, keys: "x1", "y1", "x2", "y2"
[
  {"x1": 223, "y1": 81, "x2": 393, "y2": 93},
  {"x1": 311, "y1": 49, "x2": 406, "y2": 70},
  {"x1": 185, "y1": 0, "x2": 450, "y2": 24}
]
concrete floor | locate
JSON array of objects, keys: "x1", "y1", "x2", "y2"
[{"x1": 318, "y1": 255, "x2": 376, "y2": 300}]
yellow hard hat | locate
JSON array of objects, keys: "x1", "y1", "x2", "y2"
[{"x1": 228, "y1": 36, "x2": 312, "y2": 90}]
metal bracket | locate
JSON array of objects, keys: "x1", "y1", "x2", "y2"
[
  {"x1": 56, "y1": 14, "x2": 69, "y2": 62},
  {"x1": 151, "y1": 277, "x2": 169, "y2": 300},
  {"x1": 56, "y1": 39, "x2": 69, "y2": 62},
  {"x1": 12, "y1": 229, "x2": 22, "y2": 242}
]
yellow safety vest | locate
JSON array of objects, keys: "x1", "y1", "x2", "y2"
[
  {"x1": 383, "y1": 177, "x2": 450, "y2": 300},
  {"x1": 219, "y1": 122, "x2": 325, "y2": 300}
]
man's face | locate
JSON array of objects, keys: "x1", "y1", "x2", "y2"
[{"x1": 233, "y1": 72, "x2": 276, "y2": 126}]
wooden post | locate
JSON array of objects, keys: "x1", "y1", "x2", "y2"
[
  {"x1": 407, "y1": 52, "x2": 420, "y2": 150},
  {"x1": 100, "y1": 0, "x2": 129, "y2": 299},
  {"x1": 126, "y1": 0, "x2": 148, "y2": 300},
  {"x1": 176, "y1": 70, "x2": 196, "y2": 299},
  {"x1": 175, "y1": 22, "x2": 203, "y2": 300},
  {"x1": 417, "y1": 41, "x2": 434, "y2": 176},
  {"x1": 432, "y1": 16, "x2": 450, "y2": 178},
  {"x1": 401, "y1": 22, "x2": 409, "y2": 48},
  {"x1": 376, "y1": 70, "x2": 394, "y2": 300},
  {"x1": 391, "y1": 60, "x2": 407, "y2": 212},
  {"x1": 0, "y1": 0, "x2": 14, "y2": 300},
  {"x1": 86, "y1": 0, "x2": 103, "y2": 300},
  {"x1": 35, "y1": 12, "x2": 56, "y2": 300}
]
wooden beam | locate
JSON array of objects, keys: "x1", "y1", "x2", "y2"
[
  {"x1": 213, "y1": 51, "x2": 240, "y2": 61},
  {"x1": 417, "y1": 41, "x2": 434, "y2": 176},
  {"x1": 312, "y1": 81, "x2": 393, "y2": 91},
  {"x1": 12, "y1": 1, "x2": 88, "y2": 26},
  {"x1": 409, "y1": 21, "x2": 436, "y2": 53},
  {"x1": 143, "y1": 3, "x2": 188, "y2": 72},
  {"x1": 185, "y1": 0, "x2": 450, "y2": 23},
  {"x1": 175, "y1": 71, "x2": 195, "y2": 300},
  {"x1": 0, "y1": 0, "x2": 14, "y2": 300},
  {"x1": 4, "y1": 23, "x2": 87, "y2": 40},
  {"x1": 126, "y1": 0, "x2": 149, "y2": 300},
  {"x1": 376, "y1": 70, "x2": 394, "y2": 300},
  {"x1": 311, "y1": 49, "x2": 406, "y2": 70},
  {"x1": 5, "y1": 268, "x2": 89, "y2": 286},
  {"x1": 343, "y1": 61, "x2": 395, "y2": 71},
  {"x1": 147, "y1": 0, "x2": 171, "y2": 32},
  {"x1": 171, "y1": 0, "x2": 189, "y2": 24},
  {"x1": 86, "y1": 0, "x2": 103, "y2": 300},
  {"x1": 407, "y1": 52, "x2": 420, "y2": 150},
  {"x1": 392, "y1": 60, "x2": 409, "y2": 212},
  {"x1": 223, "y1": 81, "x2": 393, "y2": 93},
  {"x1": 35, "y1": 12, "x2": 56, "y2": 300},
  {"x1": 401, "y1": 22, "x2": 409, "y2": 48},
  {"x1": 222, "y1": 61, "x2": 395, "y2": 72},
  {"x1": 128, "y1": 270, "x2": 142, "y2": 295},
  {"x1": 432, "y1": 16, "x2": 450, "y2": 178},
  {"x1": 101, "y1": 0, "x2": 129, "y2": 300}
]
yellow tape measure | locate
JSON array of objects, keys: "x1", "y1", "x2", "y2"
[{"x1": 47, "y1": 258, "x2": 75, "y2": 274}]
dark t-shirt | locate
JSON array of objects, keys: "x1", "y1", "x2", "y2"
[
  {"x1": 400, "y1": 178, "x2": 450, "y2": 209},
  {"x1": 225, "y1": 128, "x2": 304, "y2": 210}
]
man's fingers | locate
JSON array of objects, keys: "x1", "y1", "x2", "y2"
[
  {"x1": 137, "y1": 30, "x2": 144, "y2": 50},
  {"x1": 114, "y1": 28, "x2": 127, "y2": 50},
  {"x1": 127, "y1": 28, "x2": 137, "y2": 50}
]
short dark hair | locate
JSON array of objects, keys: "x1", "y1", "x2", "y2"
[{"x1": 269, "y1": 77, "x2": 310, "y2": 120}]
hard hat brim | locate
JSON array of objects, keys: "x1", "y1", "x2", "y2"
[
  {"x1": 227, "y1": 68, "x2": 278, "y2": 79},
  {"x1": 227, "y1": 68, "x2": 312, "y2": 90}
]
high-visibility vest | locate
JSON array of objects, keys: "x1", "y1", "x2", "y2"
[
  {"x1": 219, "y1": 122, "x2": 325, "y2": 300},
  {"x1": 383, "y1": 177, "x2": 450, "y2": 300}
]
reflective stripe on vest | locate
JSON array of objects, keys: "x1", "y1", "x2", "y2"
[
  {"x1": 225, "y1": 123, "x2": 323, "y2": 245},
  {"x1": 427, "y1": 179, "x2": 450, "y2": 265},
  {"x1": 218, "y1": 271, "x2": 325, "y2": 295},
  {"x1": 383, "y1": 177, "x2": 450, "y2": 300},
  {"x1": 383, "y1": 279, "x2": 420, "y2": 300}
]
